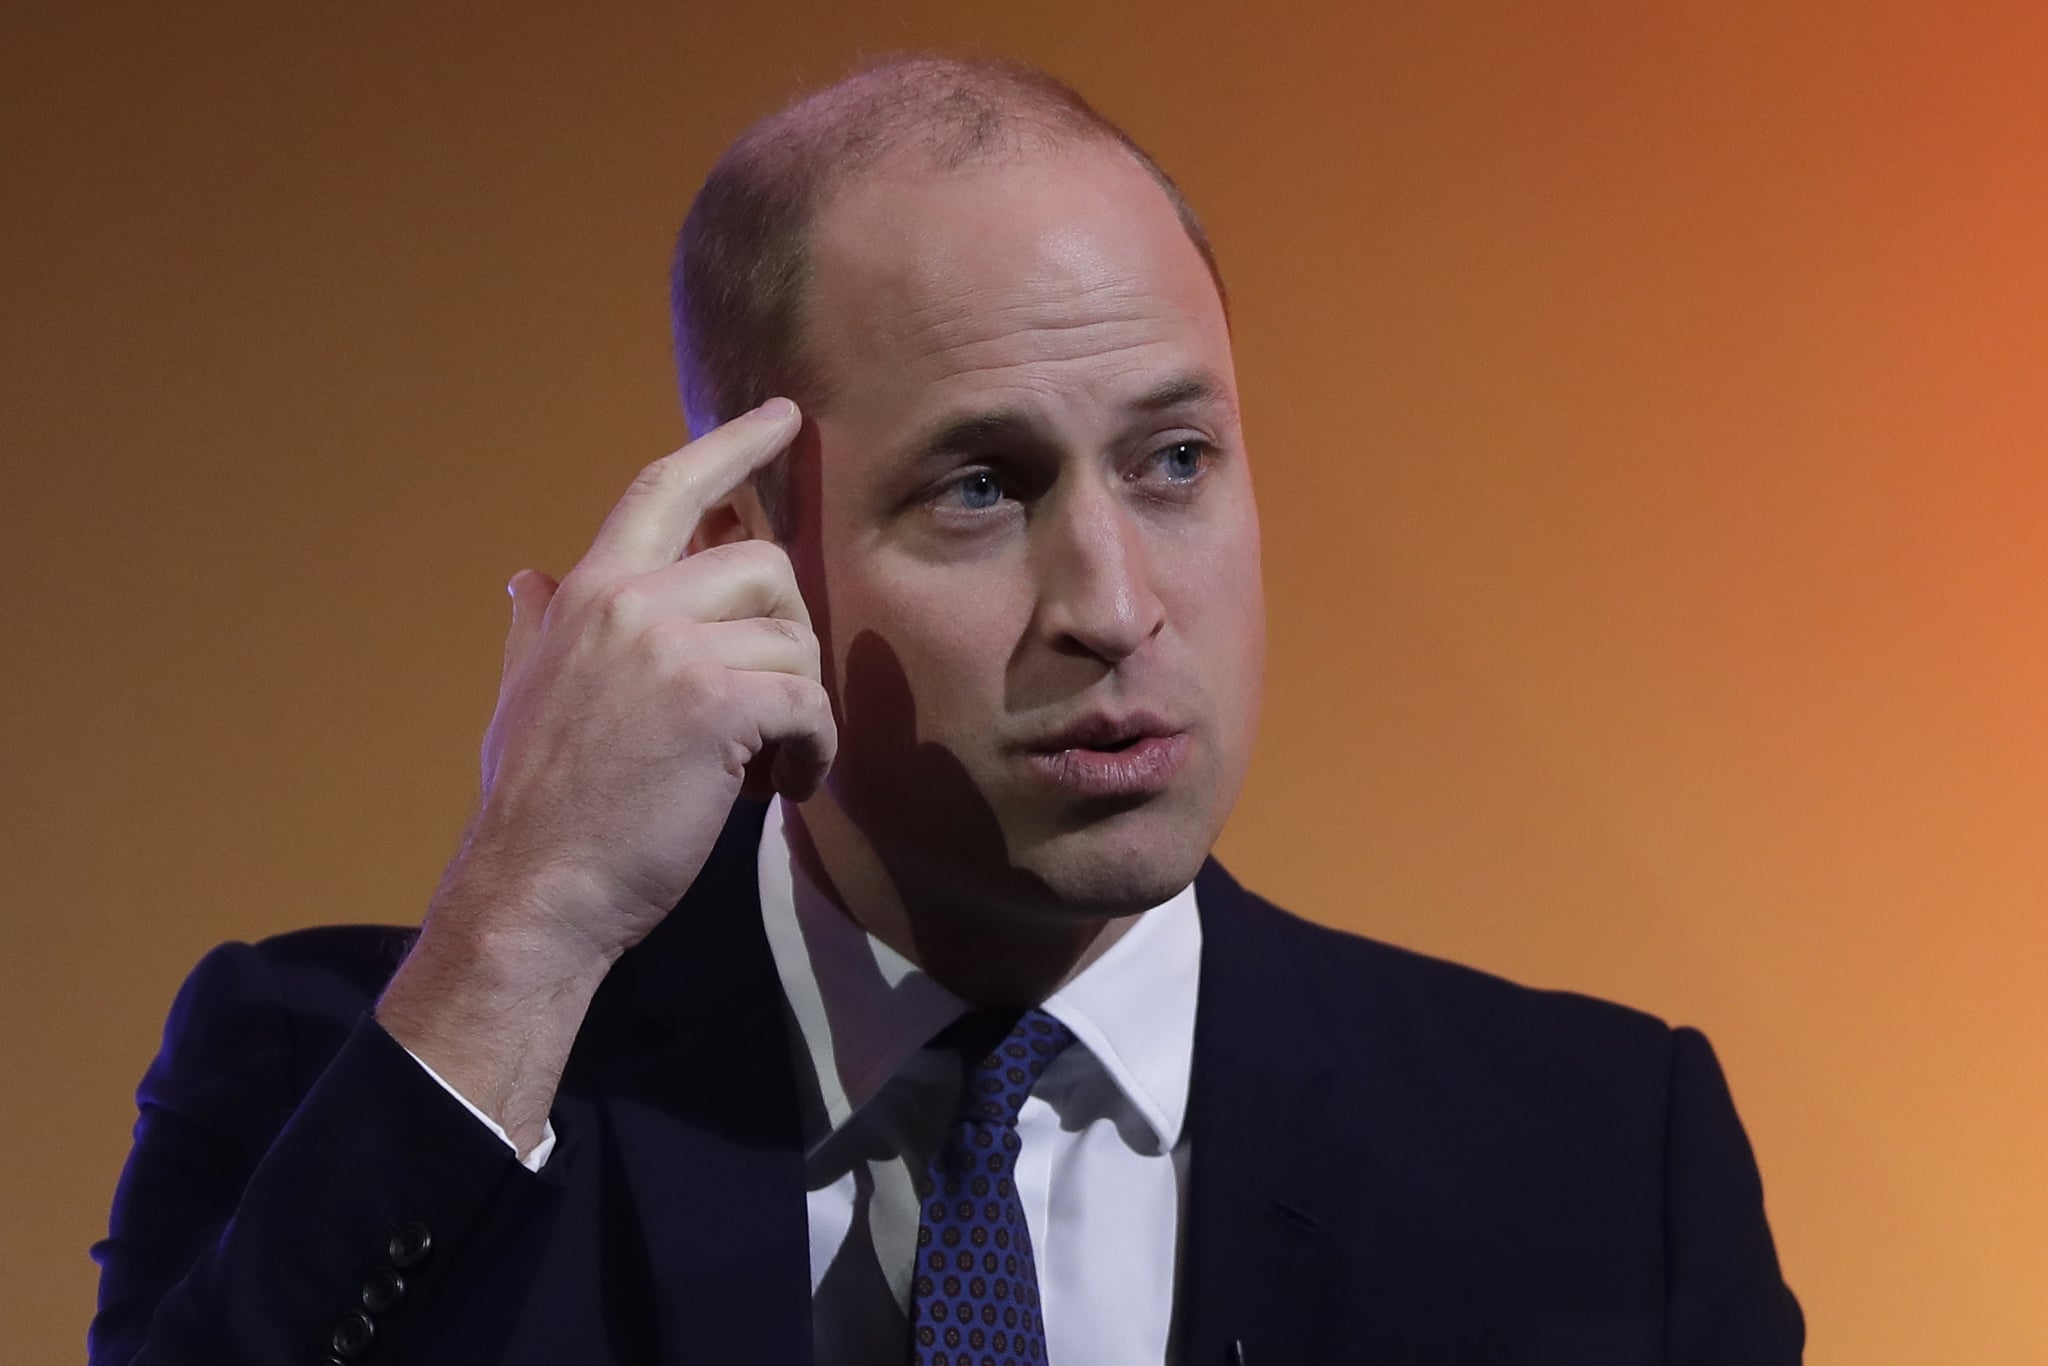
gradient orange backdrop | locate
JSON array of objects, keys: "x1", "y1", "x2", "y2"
[{"x1": 5, "y1": 4, "x2": 2043, "y2": 1363}]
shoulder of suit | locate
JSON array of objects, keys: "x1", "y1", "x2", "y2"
[
  {"x1": 1206, "y1": 867, "x2": 1679, "y2": 1073},
  {"x1": 230, "y1": 921, "x2": 419, "y2": 1007},
  {"x1": 138, "y1": 925, "x2": 418, "y2": 1116}
]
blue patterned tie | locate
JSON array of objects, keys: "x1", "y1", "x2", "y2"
[{"x1": 910, "y1": 1007, "x2": 1076, "y2": 1366}]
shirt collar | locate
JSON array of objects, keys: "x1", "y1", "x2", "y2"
[{"x1": 757, "y1": 797, "x2": 1201, "y2": 1155}]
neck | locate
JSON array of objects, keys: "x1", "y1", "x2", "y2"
[{"x1": 786, "y1": 793, "x2": 1134, "y2": 1006}]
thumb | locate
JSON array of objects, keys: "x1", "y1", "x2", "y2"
[{"x1": 502, "y1": 568, "x2": 560, "y2": 682}]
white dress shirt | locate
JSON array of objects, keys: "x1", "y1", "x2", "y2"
[
  {"x1": 757, "y1": 798, "x2": 1200, "y2": 1366},
  {"x1": 413, "y1": 797, "x2": 1201, "y2": 1365}
]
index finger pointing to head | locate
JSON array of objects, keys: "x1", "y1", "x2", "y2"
[{"x1": 580, "y1": 397, "x2": 800, "y2": 577}]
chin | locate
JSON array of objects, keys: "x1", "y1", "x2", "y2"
[{"x1": 1004, "y1": 799, "x2": 1217, "y2": 919}]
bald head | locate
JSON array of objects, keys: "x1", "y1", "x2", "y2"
[{"x1": 670, "y1": 56, "x2": 1225, "y2": 531}]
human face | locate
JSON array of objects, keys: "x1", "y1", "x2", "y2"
[{"x1": 791, "y1": 141, "x2": 1264, "y2": 920}]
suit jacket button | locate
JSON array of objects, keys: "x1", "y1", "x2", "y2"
[
  {"x1": 387, "y1": 1222, "x2": 433, "y2": 1269},
  {"x1": 331, "y1": 1311, "x2": 377, "y2": 1358},
  {"x1": 362, "y1": 1268, "x2": 407, "y2": 1314}
]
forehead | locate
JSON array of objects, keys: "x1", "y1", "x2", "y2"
[{"x1": 802, "y1": 142, "x2": 1231, "y2": 423}]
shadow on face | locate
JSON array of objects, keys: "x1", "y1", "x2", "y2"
[
  {"x1": 831, "y1": 625, "x2": 1054, "y2": 908},
  {"x1": 784, "y1": 414, "x2": 1134, "y2": 995},
  {"x1": 768, "y1": 144, "x2": 1262, "y2": 985}
]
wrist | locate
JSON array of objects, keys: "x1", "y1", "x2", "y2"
[
  {"x1": 376, "y1": 881, "x2": 617, "y2": 1148},
  {"x1": 427, "y1": 836, "x2": 635, "y2": 977}
]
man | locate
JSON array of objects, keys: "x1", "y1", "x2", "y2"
[{"x1": 92, "y1": 57, "x2": 1802, "y2": 1365}]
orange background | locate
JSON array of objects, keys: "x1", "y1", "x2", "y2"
[{"x1": 5, "y1": 3, "x2": 2043, "y2": 1362}]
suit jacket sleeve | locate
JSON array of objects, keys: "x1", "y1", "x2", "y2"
[
  {"x1": 1663, "y1": 1025, "x2": 1804, "y2": 1363},
  {"x1": 90, "y1": 938, "x2": 560, "y2": 1366}
]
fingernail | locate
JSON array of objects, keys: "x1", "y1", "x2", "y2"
[{"x1": 758, "y1": 396, "x2": 797, "y2": 422}]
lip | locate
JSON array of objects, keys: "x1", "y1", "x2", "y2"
[
  {"x1": 1025, "y1": 710, "x2": 1179, "y2": 753},
  {"x1": 1020, "y1": 713, "x2": 1190, "y2": 800}
]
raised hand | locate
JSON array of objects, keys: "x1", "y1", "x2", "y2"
[{"x1": 377, "y1": 399, "x2": 832, "y2": 1151}]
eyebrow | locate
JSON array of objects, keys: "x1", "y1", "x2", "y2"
[
  {"x1": 1129, "y1": 370, "x2": 1236, "y2": 420},
  {"x1": 902, "y1": 369, "x2": 1238, "y2": 467}
]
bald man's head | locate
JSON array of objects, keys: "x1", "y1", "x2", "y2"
[{"x1": 670, "y1": 56, "x2": 1226, "y2": 533}]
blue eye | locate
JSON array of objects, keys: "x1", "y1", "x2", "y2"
[
  {"x1": 955, "y1": 469, "x2": 1003, "y2": 510},
  {"x1": 1157, "y1": 441, "x2": 1207, "y2": 481}
]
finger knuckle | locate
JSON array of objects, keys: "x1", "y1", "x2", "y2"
[
  {"x1": 669, "y1": 657, "x2": 732, "y2": 711},
  {"x1": 757, "y1": 615, "x2": 804, "y2": 647},
  {"x1": 790, "y1": 678, "x2": 839, "y2": 760},
  {"x1": 635, "y1": 616, "x2": 690, "y2": 664},
  {"x1": 626, "y1": 454, "x2": 686, "y2": 499},
  {"x1": 786, "y1": 673, "x2": 831, "y2": 716},
  {"x1": 593, "y1": 577, "x2": 651, "y2": 631},
  {"x1": 728, "y1": 537, "x2": 792, "y2": 579}
]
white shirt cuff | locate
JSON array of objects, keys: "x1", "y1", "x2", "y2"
[{"x1": 401, "y1": 1043, "x2": 558, "y2": 1172}]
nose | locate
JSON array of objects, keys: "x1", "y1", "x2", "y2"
[{"x1": 1032, "y1": 476, "x2": 1165, "y2": 665}]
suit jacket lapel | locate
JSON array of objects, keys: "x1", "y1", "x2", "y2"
[
  {"x1": 564, "y1": 817, "x2": 1367, "y2": 1366},
  {"x1": 1179, "y1": 859, "x2": 1346, "y2": 1366},
  {"x1": 578, "y1": 800, "x2": 812, "y2": 1366}
]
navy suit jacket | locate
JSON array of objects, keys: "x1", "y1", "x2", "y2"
[{"x1": 93, "y1": 800, "x2": 1802, "y2": 1364}]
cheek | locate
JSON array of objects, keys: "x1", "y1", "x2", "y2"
[
  {"x1": 832, "y1": 562, "x2": 1034, "y2": 730},
  {"x1": 1166, "y1": 493, "x2": 1263, "y2": 616},
  {"x1": 1171, "y1": 514, "x2": 1266, "y2": 712},
  {"x1": 1228, "y1": 523, "x2": 1268, "y2": 659}
]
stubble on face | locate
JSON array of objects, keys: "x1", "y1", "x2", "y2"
[{"x1": 782, "y1": 140, "x2": 1266, "y2": 960}]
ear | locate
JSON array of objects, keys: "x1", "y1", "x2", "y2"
[{"x1": 687, "y1": 477, "x2": 777, "y2": 555}]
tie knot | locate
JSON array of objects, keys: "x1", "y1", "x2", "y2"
[{"x1": 936, "y1": 1007, "x2": 1076, "y2": 1126}]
